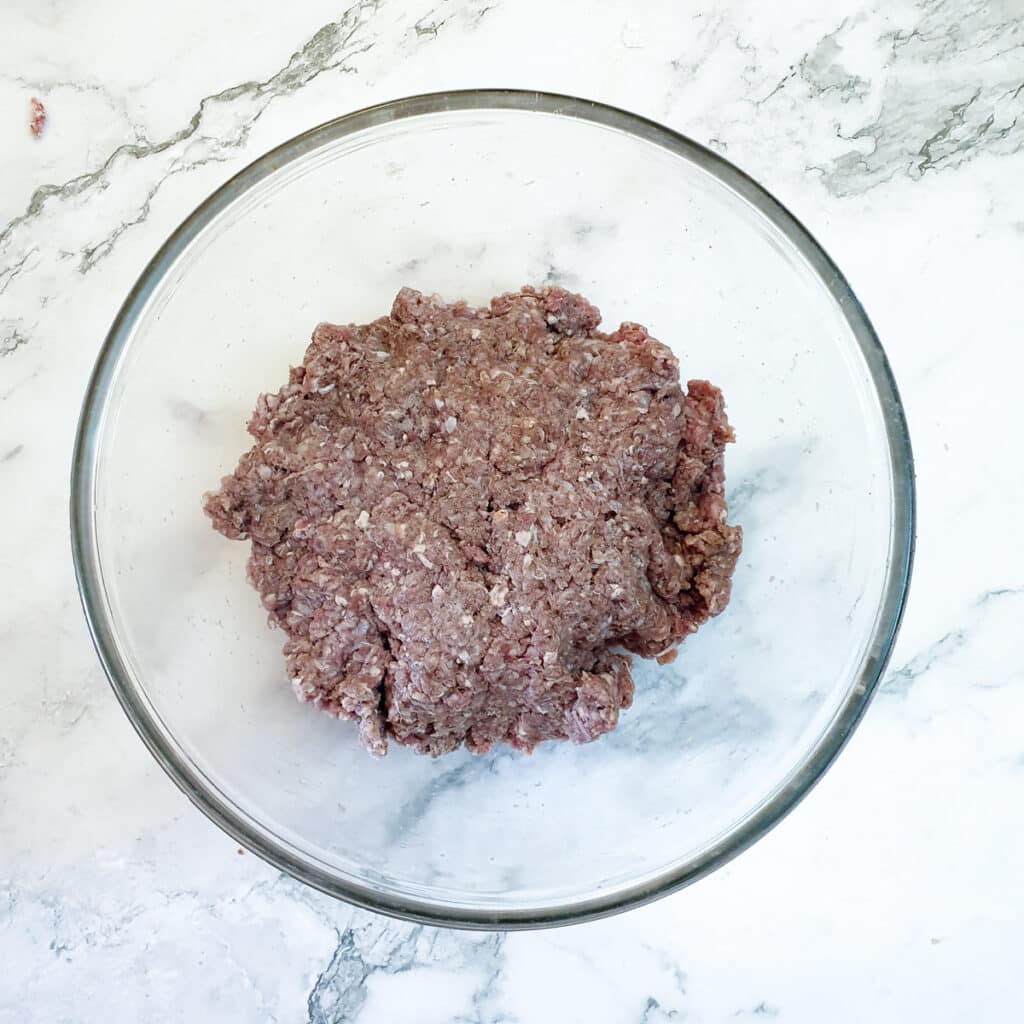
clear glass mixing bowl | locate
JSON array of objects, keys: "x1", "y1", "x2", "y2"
[{"x1": 71, "y1": 91, "x2": 914, "y2": 928}]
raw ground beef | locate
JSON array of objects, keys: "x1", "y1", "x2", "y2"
[
  {"x1": 29, "y1": 98, "x2": 46, "y2": 139},
  {"x1": 205, "y1": 287, "x2": 741, "y2": 757}
]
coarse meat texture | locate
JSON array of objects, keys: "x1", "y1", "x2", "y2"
[
  {"x1": 29, "y1": 97, "x2": 46, "y2": 139},
  {"x1": 204, "y1": 286, "x2": 742, "y2": 757}
]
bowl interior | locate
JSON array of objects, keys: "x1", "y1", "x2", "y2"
[{"x1": 80, "y1": 97, "x2": 906, "y2": 923}]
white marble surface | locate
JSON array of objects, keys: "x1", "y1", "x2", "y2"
[{"x1": 2, "y1": 0, "x2": 1023, "y2": 1020}]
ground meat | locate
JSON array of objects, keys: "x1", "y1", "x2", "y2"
[
  {"x1": 205, "y1": 287, "x2": 741, "y2": 757},
  {"x1": 29, "y1": 98, "x2": 46, "y2": 139}
]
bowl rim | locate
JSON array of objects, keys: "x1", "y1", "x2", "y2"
[{"x1": 70, "y1": 88, "x2": 916, "y2": 931}]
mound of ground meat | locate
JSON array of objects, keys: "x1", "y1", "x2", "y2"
[{"x1": 204, "y1": 287, "x2": 741, "y2": 757}]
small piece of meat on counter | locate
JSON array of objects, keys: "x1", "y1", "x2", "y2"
[{"x1": 29, "y1": 98, "x2": 46, "y2": 139}]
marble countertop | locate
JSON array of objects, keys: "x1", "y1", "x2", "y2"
[{"x1": 3, "y1": 1, "x2": 1023, "y2": 1020}]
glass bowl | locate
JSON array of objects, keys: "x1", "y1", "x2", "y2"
[{"x1": 71, "y1": 90, "x2": 914, "y2": 929}]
